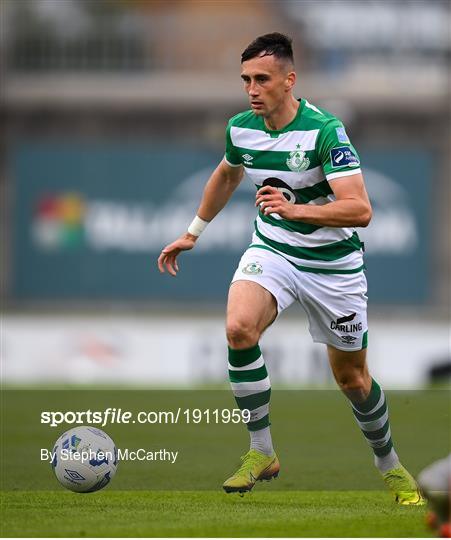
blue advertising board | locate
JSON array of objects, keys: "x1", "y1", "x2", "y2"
[{"x1": 11, "y1": 141, "x2": 432, "y2": 303}]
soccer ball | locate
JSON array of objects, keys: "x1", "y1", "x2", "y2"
[{"x1": 51, "y1": 426, "x2": 118, "y2": 492}]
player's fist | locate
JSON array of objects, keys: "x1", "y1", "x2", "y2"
[
  {"x1": 157, "y1": 233, "x2": 198, "y2": 276},
  {"x1": 255, "y1": 185, "x2": 298, "y2": 220}
]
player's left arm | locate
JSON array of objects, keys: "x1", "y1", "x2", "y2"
[{"x1": 311, "y1": 172, "x2": 372, "y2": 226}]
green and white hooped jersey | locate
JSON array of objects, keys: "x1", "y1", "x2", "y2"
[{"x1": 224, "y1": 98, "x2": 364, "y2": 274}]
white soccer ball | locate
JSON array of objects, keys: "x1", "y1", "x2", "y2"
[{"x1": 51, "y1": 426, "x2": 118, "y2": 492}]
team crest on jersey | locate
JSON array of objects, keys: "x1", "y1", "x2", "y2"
[
  {"x1": 286, "y1": 145, "x2": 310, "y2": 172},
  {"x1": 242, "y1": 262, "x2": 263, "y2": 275}
]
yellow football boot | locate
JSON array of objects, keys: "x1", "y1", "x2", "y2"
[
  {"x1": 382, "y1": 465, "x2": 426, "y2": 505},
  {"x1": 223, "y1": 449, "x2": 280, "y2": 494}
]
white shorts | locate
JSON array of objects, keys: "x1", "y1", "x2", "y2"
[{"x1": 231, "y1": 247, "x2": 368, "y2": 352}]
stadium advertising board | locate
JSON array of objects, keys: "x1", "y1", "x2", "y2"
[{"x1": 11, "y1": 142, "x2": 432, "y2": 303}]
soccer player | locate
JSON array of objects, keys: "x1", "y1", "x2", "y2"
[{"x1": 158, "y1": 33, "x2": 424, "y2": 505}]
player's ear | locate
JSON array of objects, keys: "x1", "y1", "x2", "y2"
[{"x1": 285, "y1": 70, "x2": 296, "y2": 92}]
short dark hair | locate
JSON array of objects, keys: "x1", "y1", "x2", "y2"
[{"x1": 241, "y1": 33, "x2": 294, "y2": 64}]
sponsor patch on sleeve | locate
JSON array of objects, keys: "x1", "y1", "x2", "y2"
[
  {"x1": 335, "y1": 127, "x2": 350, "y2": 143},
  {"x1": 330, "y1": 146, "x2": 360, "y2": 168}
]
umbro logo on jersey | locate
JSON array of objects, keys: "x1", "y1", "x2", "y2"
[{"x1": 242, "y1": 154, "x2": 253, "y2": 166}]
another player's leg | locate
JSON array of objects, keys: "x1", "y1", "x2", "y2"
[
  {"x1": 418, "y1": 455, "x2": 451, "y2": 537},
  {"x1": 327, "y1": 346, "x2": 425, "y2": 505},
  {"x1": 223, "y1": 280, "x2": 279, "y2": 494}
]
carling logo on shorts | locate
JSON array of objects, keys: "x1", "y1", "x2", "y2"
[
  {"x1": 330, "y1": 146, "x2": 360, "y2": 168},
  {"x1": 330, "y1": 313, "x2": 362, "y2": 332}
]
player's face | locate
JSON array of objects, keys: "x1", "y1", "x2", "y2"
[{"x1": 241, "y1": 54, "x2": 295, "y2": 117}]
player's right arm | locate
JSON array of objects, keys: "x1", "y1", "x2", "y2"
[{"x1": 157, "y1": 159, "x2": 244, "y2": 276}]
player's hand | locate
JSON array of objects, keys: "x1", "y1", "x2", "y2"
[
  {"x1": 157, "y1": 233, "x2": 198, "y2": 276},
  {"x1": 255, "y1": 186, "x2": 298, "y2": 220}
]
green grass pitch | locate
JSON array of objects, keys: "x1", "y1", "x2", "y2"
[
  {"x1": 1, "y1": 490, "x2": 432, "y2": 537},
  {"x1": 1, "y1": 388, "x2": 448, "y2": 537}
]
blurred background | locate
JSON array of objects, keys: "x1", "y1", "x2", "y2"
[{"x1": 1, "y1": 0, "x2": 450, "y2": 388}]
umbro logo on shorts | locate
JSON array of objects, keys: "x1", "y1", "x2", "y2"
[{"x1": 340, "y1": 335, "x2": 357, "y2": 345}]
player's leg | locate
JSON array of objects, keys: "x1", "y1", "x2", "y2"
[
  {"x1": 227, "y1": 279, "x2": 277, "y2": 348},
  {"x1": 223, "y1": 247, "x2": 296, "y2": 493},
  {"x1": 223, "y1": 280, "x2": 280, "y2": 493},
  {"x1": 418, "y1": 455, "x2": 451, "y2": 536},
  {"x1": 297, "y1": 269, "x2": 424, "y2": 505},
  {"x1": 327, "y1": 344, "x2": 424, "y2": 505},
  {"x1": 227, "y1": 279, "x2": 277, "y2": 453},
  {"x1": 327, "y1": 346, "x2": 398, "y2": 469}
]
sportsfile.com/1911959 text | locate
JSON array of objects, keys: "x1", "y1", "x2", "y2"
[{"x1": 40, "y1": 408, "x2": 251, "y2": 428}]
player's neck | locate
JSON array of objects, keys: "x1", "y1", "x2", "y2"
[{"x1": 264, "y1": 96, "x2": 300, "y2": 131}]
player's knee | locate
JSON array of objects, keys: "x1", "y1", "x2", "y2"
[
  {"x1": 336, "y1": 373, "x2": 370, "y2": 401},
  {"x1": 226, "y1": 320, "x2": 259, "y2": 349}
]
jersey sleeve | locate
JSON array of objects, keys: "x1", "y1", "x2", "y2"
[
  {"x1": 316, "y1": 119, "x2": 362, "y2": 181},
  {"x1": 224, "y1": 120, "x2": 242, "y2": 167}
]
